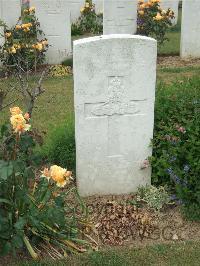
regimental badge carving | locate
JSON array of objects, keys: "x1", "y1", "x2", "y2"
[{"x1": 91, "y1": 76, "x2": 139, "y2": 117}]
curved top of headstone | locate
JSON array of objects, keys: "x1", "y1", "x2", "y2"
[{"x1": 74, "y1": 34, "x2": 157, "y2": 46}]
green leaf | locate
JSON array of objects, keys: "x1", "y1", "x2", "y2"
[
  {"x1": 14, "y1": 217, "x2": 26, "y2": 230},
  {"x1": 0, "y1": 160, "x2": 13, "y2": 180}
]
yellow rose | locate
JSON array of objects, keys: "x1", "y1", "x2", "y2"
[
  {"x1": 36, "y1": 43, "x2": 43, "y2": 51},
  {"x1": 153, "y1": 13, "x2": 163, "y2": 21},
  {"x1": 50, "y1": 165, "x2": 68, "y2": 187},
  {"x1": 5, "y1": 32, "x2": 12, "y2": 38},
  {"x1": 15, "y1": 25, "x2": 21, "y2": 30},
  {"x1": 29, "y1": 6, "x2": 36, "y2": 12},
  {"x1": 85, "y1": 2, "x2": 90, "y2": 8},
  {"x1": 10, "y1": 107, "x2": 22, "y2": 116},
  {"x1": 80, "y1": 7, "x2": 85, "y2": 13},
  {"x1": 139, "y1": 10, "x2": 144, "y2": 15}
]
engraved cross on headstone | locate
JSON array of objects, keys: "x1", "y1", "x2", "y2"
[{"x1": 85, "y1": 76, "x2": 147, "y2": 157}]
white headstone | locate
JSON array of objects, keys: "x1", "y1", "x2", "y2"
[
  {"x1": 67, "y1": 0, "x2": 85, "y2": 23},
  {"x1": 161, "y1": 0, "x2": 179, "y2": 25},
  {"x1": 0, "y1": 0, "x2": 21, "y2": 27},
  {"x1": 31, "y1": 0, "x2": 72, "y2": 64},
  {"x1": 0, "y1": 26, "x2": 4, "y2": 66},
  {"x1": 181, "y1": 0, "x2": 200, "y2": 58},
  {"x1": 74, "y1": 35, "x2": 157, "y2": 196},
  {"x1": 0, "y1": 26, "x2": 4, "y2": 46},
  {"x1": 103, "y1": 0, "x2": 137, "y2": 35},
  {"x1": 93, "y1": 0, "x2": 103, "y2": 14}
]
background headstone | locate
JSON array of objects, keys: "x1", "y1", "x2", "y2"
[
  {"x1": 74, "y1": 35, "x2": 157, "y2": 196},
  {"x1": 93, "y1": 0, "x2": 103, "y2": 14},
  {"x1": 181, "y1": 0, "x2": 200, "y2": 58},
  {"x1": 161, "y1": 0, "x2": 179, "y2": 25},
  {"x1": 103, "y1": 0, "x2": 137, "y2": 35},
  {"x1": 0, "y1": 0, "x2": 21, "y2": 27},
  {"x1": 67, "y1": 0, "x2": 85, "y2": 23},
  {"x1": 31, "y1": 0, "x2": 72, "y2": 64}
]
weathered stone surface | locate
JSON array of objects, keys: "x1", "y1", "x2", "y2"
[
  {"x1": 103, "y1": 0, "x2": 137, "y2": 35},
  {"x1": 67, "y1": 0, "x2": 85, "y2": 23},
  {"x1": 74, "y1": 35, "x2": 157, "y2": 196},
  {"x1": 181, "y1": 0, "x2": 200, "y2": 58},
  {"x1": 0, "y1": 0, "x2": 21, "y2": 27},
  {"x1": 161, "y1": 0, "x2": 179, "y2": 25},
  {"x1": 31, "y1": 0, "x2": 71, "y2": 64},
  {"x1": 93, "y1": 0, "x2": 103, "y2": 14}
]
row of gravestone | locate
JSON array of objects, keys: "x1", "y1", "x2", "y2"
[{"x1": 1, "y1": 0, "x2": 199, "y2": 63}]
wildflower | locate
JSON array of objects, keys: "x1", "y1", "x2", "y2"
[
  {"x1": 140, "y1": 159, "x2": 150, "y2": 169},
  {"x1": 177, "y1": 126, "x2": 186, "y2": 134},
  {"x1": 169, "y1": 156, "x2": 177, "y2": 162},
  {"x1": 183, "y1": 165, "x2": 190, "y2": 172}
]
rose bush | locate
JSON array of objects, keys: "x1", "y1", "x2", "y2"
[
  {"x1": 0, "y1": 107, "x2": 90, "y2": 259},
  {"x1": 71, "y1": 0, "x2": 103, "y2": 36},
  {"x1": 0, "y1": 7, "x2": 48, "y2": 72},
  {"x1": 137, "y1": 0, "x2": 175, "y2": 44}
]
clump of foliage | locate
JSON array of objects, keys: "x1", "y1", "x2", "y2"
[
  {"x1": 137, "y1": 0, "x2": 175, "y2": 45},
  {"x1": 0, "y1": 7, "x2": 48, "y2": 72},
  {"x1": 0, "y1": 7, "x2": 48, "y2": 115},
  {"x1": 71, "y1": 0, "x2": 103, "y2": 36},
  {"x1": 0, "y1": 107, "x2": 89, "y2": 259},
  {"x1": 151, "y1": 77, "x2": 200, "y2": 220},
  {"x1": 49, "y1": 65, "x2": 73, "y2": 77},
  {"x1": 41, "y1": 117, "x2": 76, "y2": 172},
  {"x1": 137, "y1": 185, "x2": 170, "y2": 211}
]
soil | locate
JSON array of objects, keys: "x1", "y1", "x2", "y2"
[
  {"x1": 157, "y1": 56, "x2": 200, "y2": 68},
  {"x1": 84, "y1": 195, "x2": 200, "y2": 248}
]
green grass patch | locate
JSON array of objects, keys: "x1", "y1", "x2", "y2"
[{"x1": 14, "y1": 241, "x2": 200, "y2": 266}]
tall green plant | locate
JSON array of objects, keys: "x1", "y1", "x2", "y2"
[{"x1": 0, "y1": 107, "x2": 89, "y2": 259}]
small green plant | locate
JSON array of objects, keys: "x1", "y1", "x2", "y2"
[
  {"x1": 41, "y1": 117, "x2": 76, "y2": 172},
  {"x1": 151, "y1": 77, "x2": 200, "y2": 219},
  {"x1": 0, "y1": 107, "x2": 89, "y2": 259},
  {"x1": 137, "y1": 0, "x2": 175, "y2": 45},
  {"x1": 71, "y1": 0, "x2": 103, "y2": 36},
  {"x1": 137, "y1": 185, "x2": 170, "y2": 211}
]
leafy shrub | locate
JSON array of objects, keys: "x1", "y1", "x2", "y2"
[
  {"x1": 137, "y1": 0, "x2": 175, "y2": 45},
  {"x1": 137, "y1": 185, "x2": 170, "y2": 211},
  {"x1": 151, "y1": 77, "x2": 200, "y2": 219},
  {"x1": 71, "y1": 0, "x2": 103, "y2": 36},
  {"x1": 0, "y1": 7, "x2": 48, "y2": 72},
  {"x1": 41, "y1": 117, "x2": 76, "y2": 172},
  {"x1": 0, "y1": 108, "x2": 88, "y2": 258},
  {"x1": 62, "y1": 57, "x2": 73, "y2": 68}
]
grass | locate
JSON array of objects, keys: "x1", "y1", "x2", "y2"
[
  {"x1": 158, "y1": 8, "x2": 182, "y2": 56},
  {"x1": 13, "y1": 241, "x2": 200, "y2": 266}
]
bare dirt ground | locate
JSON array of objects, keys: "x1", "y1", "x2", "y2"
[
  {"x1": 84, "y1": 195, "x2": 200, "y2": 248},
  {"x1": 157, "y1": 56, "x2": 200, "y2": 68}
]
